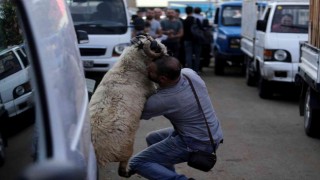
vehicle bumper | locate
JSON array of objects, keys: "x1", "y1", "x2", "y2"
[
  {"x1": 219, "y1": 52, "x2": 244, "y2": 65},
  {"x1": 4, "y1": 91, "x2": 34, "y2": 117},
  {"x1": 261, "y1": 62, "x2": 298, "y2": 83},
  {"x1": 82, "y1": 56, "x2": 120, "y2": 72}
]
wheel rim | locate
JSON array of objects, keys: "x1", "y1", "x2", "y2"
[{"x1": 304, "y1": 89, "x2": 311, "y2": 129}]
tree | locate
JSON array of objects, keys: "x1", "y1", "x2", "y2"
[{"x1": 0, "y1": 0, "x2": 23, "y2": 49}]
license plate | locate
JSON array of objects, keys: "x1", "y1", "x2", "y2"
[{"x1": 83, "y1": 60, "x2": 94, "y2": 68}]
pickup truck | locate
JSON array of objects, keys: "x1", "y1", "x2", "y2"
[
  {"x1": 296, "y1": 0, "x2": 320, "y2": 137},
  {"x1": 213, "y1": 1, "x2": 243, "y2": 75},
  {"x1": 241, "y1": 0, "x2": 309, "y2": 98}
]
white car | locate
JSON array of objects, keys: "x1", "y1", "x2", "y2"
[{"x1": 0, "y1": 45, "x2": 34, "y2": 117}]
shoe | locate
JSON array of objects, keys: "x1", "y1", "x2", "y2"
[{"x1": 188, "y1": 178, "x2": 196, "y2": 180}]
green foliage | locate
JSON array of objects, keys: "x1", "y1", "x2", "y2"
[{"x1": 0, "y1": 0, "x2": 23, "y2": 49}]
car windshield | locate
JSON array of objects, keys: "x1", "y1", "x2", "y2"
[
  {"x1": 0, "y1": 51, "x2": 22, "y2": 80},
  {"x1": 222, "y1": 6, "x2": 242, "y2": 26},
  {"x1": 67, "y1": 0, "x2": 128, "y2": 34},
  {"x1": 271, "y1": 5, "x2": 309, "y2": 33}
]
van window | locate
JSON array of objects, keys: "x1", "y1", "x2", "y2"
[
  {"x1": 67, "y1": 0, "x2": 128, "y2": 35},
  {"x1": 0, "y1": 51, "x2": 22, "y2": 80},
  {"x1": 17, "y1": 49, "x2": 29, "y2": 67},
  {"x1": 271, "y1": 5, "x2": 309, "y2": 33},
  {"x1": 222, "y1": 6, "x2": 242, "y2": 26}
]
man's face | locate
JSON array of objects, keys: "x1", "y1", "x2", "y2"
[
  {"x1": 147, "y1": 62, "x2": 160, "y2": 83},
  {"x1": 146, "y1": 10, "x2": 154, "y2": 20},
  {"x1": 166, "y1": 10, "x2": 175, "y2": 19},
  {"x1": 154, "y1": 9, "x2": 162, "y2": 18},
  {"x1": 281, "y1": 16, "x2": 293, "y2": 26}
]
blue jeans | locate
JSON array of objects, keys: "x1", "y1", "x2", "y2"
[
  {"x1": 129, "y1": 127, "x2": 215, "y2": 180},
  {"x1": 184, "y1": 41, "x2": 202, "y2": 73}
]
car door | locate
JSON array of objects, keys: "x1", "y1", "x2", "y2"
[{"x1": 13, "y1": 0, "x2": 97, "y2": 179}]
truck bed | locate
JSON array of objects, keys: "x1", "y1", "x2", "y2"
[{"x1": 299, "y1": 42, "x2": 320, "y2": 91}]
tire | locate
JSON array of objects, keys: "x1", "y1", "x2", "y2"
[
  {"x1": 304, "y1": 87, "x2": 320, "y2": 137},
  {"x1": 245, "y1": 56, "x2": 256, "y2": 86},
  {"x1": 214, "y1": 51, "x2": 224, "y2": 75},
  {"x1": 258, "y1": 78, "x2": 272, "y2": 99},
  {"x1": 0, "y1": 133, "x2": 5, "y2": 167}
]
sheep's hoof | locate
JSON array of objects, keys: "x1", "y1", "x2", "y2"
[{"x1": 118, "y1": 168, "x2": 134, "y2": 178}]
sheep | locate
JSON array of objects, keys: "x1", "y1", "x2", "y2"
[{"x1": 89, "y1": 34, "x2": 167, "y2": 177}]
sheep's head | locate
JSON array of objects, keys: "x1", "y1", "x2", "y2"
[{"x1": 130, "y1": 34, "x2": 167, "y2": 59}]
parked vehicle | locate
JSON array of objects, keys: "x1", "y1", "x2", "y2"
[
  {"x1": 296, "y1": 0, "x2": 320, "y2": 137},
  {"x1": 66, "y1": 0, "x2": 132, "y2": 72},
  {"x1": 213, "y1": 1, "x2": 243, "y2": 75},
  {"x1": 241, "y1": 0, "x2": 309, "y2": 98},
  {"x1": 0, "y1": 45, "x2": 34, "y2": 117},
  {"x1": 14, "y1": 0, "x2": 97, "y2": 179}
]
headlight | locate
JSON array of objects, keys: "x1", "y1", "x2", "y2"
[
  {"x1": 274, "y1": 50, "x2": 287, "y2": 61},
  {"x1": 263, "y1": 49, "x2": 291, "y2": 62},
  {"x1": 15, "y1": 85, "x2": 25, "y2": 96},
  {"x1": 113, "y1": 43, "x2": 130, "y2": 56},
  {"x1": 13, "y1": 82, "x2": 32, "y2": 98}
]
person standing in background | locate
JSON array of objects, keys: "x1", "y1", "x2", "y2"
[
  {"x1": 183, "y1": 6, "x2": 202, "y2": 74},
  {"x1": 160, "y1": 9, "x2": 183, "y2": 59},
  {"x1": 175, "y1": 8, "x2": 186, "y2": 67},
  {"x1": 145, "y1": 9, "x2": 162, "y2": 39}
]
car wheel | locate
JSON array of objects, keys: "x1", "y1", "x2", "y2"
[
  {"x1": 0, "y1": 133, "x2": 5, "y2": 167},
  {"x1": 214, "y1": 51, "x2": 224, "y2": 75},
  {"x1": 304, "y1": 87, "x2": 320, "y2": 137},
  {"x1": 258, "y1": 78, "x2": 272, "y2": 99},
  {"x1": 245, "y1": 56, "x2": 256, "y2": 86}
]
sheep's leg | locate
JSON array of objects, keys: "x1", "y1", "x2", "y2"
[{"x1": 118, "y1": 160, "x2": 133, "y2": 178}]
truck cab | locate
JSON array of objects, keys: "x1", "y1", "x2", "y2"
[
  {"x1": 67, "y1": 0, "x2": 131, "y2": 72},
  {"x1": 249, "y1": 1, "x2": 308, "y2": 98},
  {"x1": 213, "y1": 1, "x2": 243, "y2": 75}
]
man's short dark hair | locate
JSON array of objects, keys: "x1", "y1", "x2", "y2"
[
  {"x1": 185, "y1": 6, "x2": 193, "y2": 14},
  {"x1": 154, "y1": 56, "x2": 181, "y2": 80},
  {"x1": 194, "y1": 7, "x2": 201, "y2": 14}
]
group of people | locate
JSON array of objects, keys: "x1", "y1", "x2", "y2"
[{"x1": 132, "y1": 7, "x2": 213, "y2": 74}]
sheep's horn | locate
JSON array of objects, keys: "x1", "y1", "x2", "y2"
[{"x1": 143, "y1": 40, "x2": 167, "y2": 58}]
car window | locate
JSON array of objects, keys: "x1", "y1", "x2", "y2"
[
  {"x1": 17, "y1": 48, "x2": 29, "y2": 67},
  {"x1": 271, "y1": 5, "x2": 309, "y2": 33},
  {"x1": 0, "y1": 51, "x2": 22, "y2": 80},
  {"x1": 222, "y1": 6, "x2": 242, "y2": 26}
]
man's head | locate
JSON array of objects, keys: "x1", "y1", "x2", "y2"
[
  {"x1": 147, "y1": 56, "x2": 181, "y2": 87},
  {"x1": 281, "y1": 14, "x2": 293, "y2": 26},
  {"x1": 146, "y1": 9, "x2": 155, "y2": 20},
  {"x1": 166, "y1": 9, "x2": 176, "y2": 20},
  {"x1": 194, "y1": 7, "x2": 202, "y2": 15},
  {"x1": 185, "y1": 6, "x2": 193, "y2": 15},
  {"x1": 154, "y1": 8, "x2": 162, "y2": 20}
]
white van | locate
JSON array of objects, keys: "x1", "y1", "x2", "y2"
[
  {"x1": 241, "y1": 1, "x2": 309, "y2": 98},
  {"x1": 0, "y1": 45, "x2": 34, "y2": 117},
  {"x1": 67, "y1": 0, "x2": 131, "y2": 72}
]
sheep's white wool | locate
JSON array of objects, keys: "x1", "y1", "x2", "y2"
[{"x1": 89, "y1": 35, "x2": 167, "y2": 166}]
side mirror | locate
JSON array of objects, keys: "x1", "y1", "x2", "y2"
[
  {"x1": 256, "y1": 20, "x2": 267, "y2": 32},
  {"x1": 76, "y1": 30, "x2": 89, "y2": 44}
]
